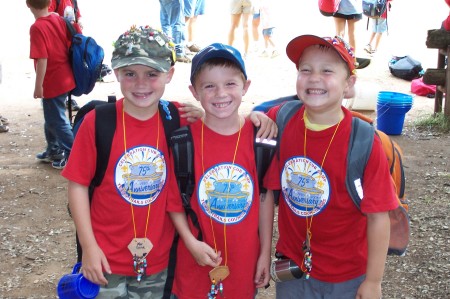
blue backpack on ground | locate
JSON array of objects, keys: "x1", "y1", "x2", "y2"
[{"x1": 64, "y1": 18, "x2": 104, "y2": 97}]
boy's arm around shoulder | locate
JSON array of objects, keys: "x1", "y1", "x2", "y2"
[
  {"x1": 248, "y1": 111, "x2": 278, "y2": 140},
  {"x1": 176, "y1": 102, "x2": 204, "y2": 125},
  {"x1": 356, "y1": 212, "x2": 390, "y2": 299},
  {"x1": 67, "y1": 181, "x2": 111, "y2": 286}
]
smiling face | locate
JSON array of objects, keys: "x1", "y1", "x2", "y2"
[
  {"x1": 114, "y1": 64, "x2": 174, "y2": 119},
  {"x1": 189, "y1": 61, "x2": 250, "y2": 128},
  {"x1": 296, "y1": 45, "x2": 355, "y2": 116}
]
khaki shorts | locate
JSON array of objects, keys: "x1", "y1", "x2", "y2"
[{"x1": 230, "y1": 0, "x2": 252, "y2": 14}]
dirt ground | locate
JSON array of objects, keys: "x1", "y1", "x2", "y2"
[{"x1": 1, "y1": 0, "x2": 450, "y2": 298}]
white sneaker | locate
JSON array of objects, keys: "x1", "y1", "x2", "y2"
[
  {"x1": 271, "y1": 50, "x2": 280, "y2": 58},
  {"x1": 364, "y1": 44, "x2": 373, "y2": 54},
  {"x1": 259, "y1": 50, "x2": 269, "y2": 58}
]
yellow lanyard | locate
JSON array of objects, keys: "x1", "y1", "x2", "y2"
[
  {"x1": 201, "y1": 118, "x2": 242, "y2": 267},
  {"x1": 303, "y1": 111, "x2": 341, "y2": 261},
  {"x1": 122, "y1": 105, "x2": 159, "y2": 239}
]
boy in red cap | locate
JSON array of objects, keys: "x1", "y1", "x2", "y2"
[{"x1": 263, "y1": 35, "x2": 399, "y2": 299}]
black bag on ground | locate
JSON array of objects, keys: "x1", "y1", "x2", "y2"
[{"x1": 389, "y1": 55, "x2": 423, "y2": 81}]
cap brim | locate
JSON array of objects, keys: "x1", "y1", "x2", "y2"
[
  {"x1": 111, "y1": 57, "x2": 171, "y2": 72},
  {"x1": 286, "y1": 35, "x2": 353, "y2": 72}
]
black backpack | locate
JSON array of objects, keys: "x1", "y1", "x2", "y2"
[{"x1": 389, "y1": 55, "x2": 424, "y2": 81}]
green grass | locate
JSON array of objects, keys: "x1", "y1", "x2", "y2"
[{"x1": 413, "y1": 113, "x2": 450, "y2": 133}]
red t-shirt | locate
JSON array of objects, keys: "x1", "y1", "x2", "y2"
[
  {"x1": 29, "y1": 14, "x2": 75, "y2": 98},
  {"x1": 169, "y1": 119, "x2": 261, "y2": 299},
  {"x1": 62, "y1": 99, "x2": 184, "y2": 276},
  {"x1": 443, "y1": 14, "x2": 450, "y2": 30},
  {"x1": 49, "y1": 0, "x2": 82, "y2": 20},
  {"x1": 264, "y1": 105, "x2": 398, "y2": 283}
]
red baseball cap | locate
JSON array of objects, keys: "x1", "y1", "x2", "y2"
[{"x1": 286, "y1": 35, "x2": 356, "y2": 74}]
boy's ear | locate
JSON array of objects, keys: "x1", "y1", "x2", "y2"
[
  {"x1": 188, "y1": 85, "x2": 200, "y2": 102},
  {"x1": 344, "y1": 75, "x2": 356, "y2": 98},
  {"x1": 242, "y1": 79, "x2": 252, "y2": 96},
  {"x1": 166, "y1": 66, "x2": 175, "y2": 83}
]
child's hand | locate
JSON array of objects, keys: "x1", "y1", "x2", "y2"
[
  {"x1": 356, "y1": 279, "x2": 382, "y2": 299},
  {"x1": 248, "y1": 111, "x2": 278, "y2": 140},
  {"x1": 81, "y1": 244, "x2": 111, "y2": 286},
  {"x1": 254, "y1": 251, "x2": 271, "y2": 288},
  {"x1": 33, "y1": 86, "x2": 43, "y2": 99},
  {"x1": 187, "y1": 239, "x2": 222, "y2": 267},
  {"x1": 178, "y1": 103, "x2": 204, "y2": 123}
]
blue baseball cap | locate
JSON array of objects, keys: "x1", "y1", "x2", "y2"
[{"x1": 190, "y1": 43, "x2": 247, "y2": 84}]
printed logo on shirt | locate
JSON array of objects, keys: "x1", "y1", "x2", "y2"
[
  {"x1": 115, "y1": 145, "x2": 166, "y2": 206},
  {"x1": 281, "y1": 156, "x2": 330, "y2": 217},
  {"x1": 198, "y1": 163, "x2": 254, "y2": 224}
]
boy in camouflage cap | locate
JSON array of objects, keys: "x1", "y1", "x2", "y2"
[
  {"x1": 63, "y1": 25, "x2": 203, "y2": 298},
  {"x1": 111, "y1": 25, "x2": 176, "y2": 71}
]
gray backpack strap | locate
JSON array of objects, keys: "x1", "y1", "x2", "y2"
[
  {"x1": 275, "y1": 100, "x2": 303, "y2": 158},
  {"x1": 345, "y1": 117, "x2": 375, "y2": 209}
]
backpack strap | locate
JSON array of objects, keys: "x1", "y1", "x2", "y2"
[
  {"x1": 88, "y1": 103, "x2": 117, "y2": 198},
  {"x1": 170, "y1": 126, "x2": 201, "y2": 240},
  {"x1": 76, "y1": 101, "x2": 117, "y2": 263},
  {"x1": 270, "y1": 99, "x2": 303, "y2": 203},
  {"x1": 275, "y1": 100, "x2": 303, "y2": 158},
  {"x1": 254, "y1": 126, "x2": 277, "y2": 194},
  {"x1": 73, "y1": 0, "x2": 79, "y2": 22},
  {"x1": 159, "y1": 99, "x2": 180, "y2": 153},
  {"x1": 345, "y1": 117, "x2": 375, "y2": 209}
]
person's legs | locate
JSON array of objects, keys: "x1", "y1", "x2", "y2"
[
  {"x1": 42, "y1": 94, "x2": 73, "y2": 159},
  {"x1": 161, "y1": 0, "x2": 189, "y2": 61},
  {"x1": 252, "y1": 11, "x2": 261, "y2": 51},
  {"x1": 241, "y1": 12, "x2": 251, "y2": 55},
  {"x1": 333, "y1": 17, "x2": 347, "y2": 39},
  {"x1": 159, "y1": 0, "x2": 172, "y2": 37},
  {"x1": 346, "y1": 18, "x2": 359, "y2": 53},
  {"x1": 373, "y1": 32, "x2": 383, "y2": 52},
  {"x1": 228, "y1": 13, "x2": 242, "y2": 46},
  {"x1": 373, "y1": 18, "x2": 387, "y2": 52}
]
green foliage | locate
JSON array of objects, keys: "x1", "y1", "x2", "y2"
[{"x1": 413, "y1": 113, "x2": 450, "y2": 133}]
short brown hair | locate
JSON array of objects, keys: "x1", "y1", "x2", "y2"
[{"x1": 26, "y1": 0, "x2": 51, "y2": 9}]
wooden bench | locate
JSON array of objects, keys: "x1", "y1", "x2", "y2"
[{"x1": 423, "y1": 29, "x2": 450, "y2": 117}]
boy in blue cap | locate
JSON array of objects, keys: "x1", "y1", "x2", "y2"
[{"x1": 169, "y1": 43, "x2": 274, "y2": 299}]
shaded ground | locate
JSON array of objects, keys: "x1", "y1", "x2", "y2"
[
  {"x1": 0, "y1": 1, "x2": 449, "y2": 298},
  {"x1": 0, "y1": 90, "x2": 449, "y2": 299}
]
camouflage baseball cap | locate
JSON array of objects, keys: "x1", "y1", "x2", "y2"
[{"x1": 111, "y1": 25, "x2": 176, "y2": 72}]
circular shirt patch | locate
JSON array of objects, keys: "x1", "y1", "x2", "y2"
[
  {"x1": 198, "y1": 163, "x2": 254, "y2": 224},
  {"x1": 281, "y1": 156, "x2": 330, "y2": 217},
  {"x1": 115, "y1": 146, "x2": 166, "y2": 206}
]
